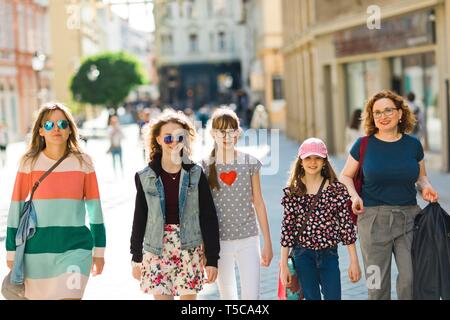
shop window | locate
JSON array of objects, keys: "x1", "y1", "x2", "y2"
[{"x1": 272, "y1": 76, "x2": 284, "y2": 100}]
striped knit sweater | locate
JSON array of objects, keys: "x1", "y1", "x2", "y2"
[{"x1": 5, "y1": 151, "x2": 106, "y2": 299}]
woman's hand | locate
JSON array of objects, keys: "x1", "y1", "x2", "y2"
[
  {"x1": 6, "y1": 260, "x2": 13, "y2": 270},
  {"x1": 348, "y1": 261, "x2": 361, "y2": 283},
  {"x1": 261, "y1": 245, "x2": 273, "y2": 267},
  {"x1": 351, "y1": 195, "x2": 365, "y2": 214},
  {"x1": 91, "y1": 257, "x2": 105, "y2": 276},
  {"x1": 132, "y1": 265, "x2": 142, "y2": 281},
  {"x1": 205, "y1": 266, "x2": 218, "y2": 284},
  {"x1": 279, "y1": 262, "x2": 292, "y2": 288},
  {"x1": 422, "y1": 186, "x2": 439, "y2": 202}
]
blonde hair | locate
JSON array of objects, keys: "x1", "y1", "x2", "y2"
[
  {"x1": 147, "y1": 110, "x2": 196, "y2": 162},
  {"x1": 21, "y1": 102, "x2": 87, "y2": 168},
  {"x1": 362, "y1": 90, "x2": 417, "y2": 136},
  {"x1": 208, "y1": 107, "x2": 241, "y2": 190}
]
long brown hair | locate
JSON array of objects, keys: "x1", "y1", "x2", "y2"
[
  {"x1": 208, "y1": 107, "x2": 240, "y2": 190},
  {"x1": 147, "y1": 110, "x2": 196, "y2": 162},
  {"x1": 21, "y1": 102, "x2": 87, "y2": 168},
  {"x1": 362, "y1": 90, "x2": 416, "y2": 136},
  {"x1": 287, "y1": 157, "x2": 338, "y2": 196}
]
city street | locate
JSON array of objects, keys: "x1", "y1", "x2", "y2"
[{"x1": 1, "y1": 124, "x2": 449, "y2": 300}]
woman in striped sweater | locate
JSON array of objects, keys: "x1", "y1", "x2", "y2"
[{"x1": 5, "y1": 102, "x2": 106, "y2": 300}]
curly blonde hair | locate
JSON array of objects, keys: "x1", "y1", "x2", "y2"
[
  {"x1": 147, "y1": 110, "x2": 196, "y2": 161},
  {"x1": 362, "y1": 90, "x2": 417, "y2": 136}
]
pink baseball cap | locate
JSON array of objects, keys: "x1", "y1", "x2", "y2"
[{"x1": 298, "y1": 138, "x2": 328, "y2": 159}]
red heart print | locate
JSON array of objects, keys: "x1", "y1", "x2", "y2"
[{"x1": 220, "y1": 171, "x2": 237, "y2": 186}]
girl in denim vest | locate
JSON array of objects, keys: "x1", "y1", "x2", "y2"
[
  {"x1": 280, "y1": 138, "x2": 361, "y2": 300},
  {"x1": 203, "y1": 107, "x2": 273, "y2": 300},
  {"x1": 130, "y1": 110, "x2": 220, "y2": 300}
]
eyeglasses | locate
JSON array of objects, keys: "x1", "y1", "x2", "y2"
[
  {"x1": 215, "y1": 129, "x2": 238, "y2": 138},
  {"x1": 43, "y1": 120, "x2": 69, "y2": 131},
  {"x1": 163, "y1": 134, "x2": 184, "y2": 144},
  {"x1": 372, "y1": 107, "x2": 399, "y2": 119}
]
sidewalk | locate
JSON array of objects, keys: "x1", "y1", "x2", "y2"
[{"x1": 1, "y1": 127, "x2": 449, "y2": 300}]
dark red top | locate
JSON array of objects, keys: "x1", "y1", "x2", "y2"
[{"x1": 161, "y1": 169, "x2": 181, "y2": 224}]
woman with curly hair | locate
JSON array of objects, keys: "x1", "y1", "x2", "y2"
[
  {"x1": 130, "y1": 110, "x2": 220, "y2": 300},
  {"x1": 339, "y1": 90, "x2": 439, "y2": 300}
]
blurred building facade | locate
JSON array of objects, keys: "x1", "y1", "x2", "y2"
[
  {"x1": 154, "y1": 0, "x2": 243, "y2": 109},
  {"x1": 282, "y1": 0, "x2": 450, "y2": 171},
  {"x1": 48, "y1": 0, "x2": 106, "y2": 105},
  {"x1": 120, "y1": 22, "x2": 159, "y2": 102},
  {"x1": 0, "y1": 0, "x2": 52, "y2": 141},
  {"x1": 49, "y1": 1, "x2": 157, "y2": 111},
  {"x1": 240, "y1": 0, "x2": 286, "y2": 129}
]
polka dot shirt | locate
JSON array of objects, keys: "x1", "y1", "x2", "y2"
[{"x1": 203, "y1": 152, "x2": 262, "y2": 241}]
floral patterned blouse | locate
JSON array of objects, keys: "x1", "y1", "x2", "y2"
[{"x1": 280, "y1": 181, "x2": 357, "y2": 250}]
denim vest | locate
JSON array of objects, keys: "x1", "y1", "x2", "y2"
[{"x1": 138, "y1": 164, "x2": 203, "y2": 255}]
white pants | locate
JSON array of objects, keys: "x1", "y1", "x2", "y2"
[{"x1": 217, "y1": 236, "x2": 261, "y2": 300}]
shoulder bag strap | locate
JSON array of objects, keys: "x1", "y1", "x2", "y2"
[
  {"x1": 29, "y1": 151, "x2": 70, "y2": 200},
  {"x1": 298, "y1": 178, "x2": 327, "y2": 236},
  {"x1": 359, "y1": 136, "x2": 369, "y2": 167}
]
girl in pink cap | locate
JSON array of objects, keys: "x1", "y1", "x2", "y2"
[{"x1": 279, "y1": 137, "x2": 361, "y2": 300}]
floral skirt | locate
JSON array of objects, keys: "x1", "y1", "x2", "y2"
[{"x1": 140, "y1": 224, "x2": 205, "y2": 296}]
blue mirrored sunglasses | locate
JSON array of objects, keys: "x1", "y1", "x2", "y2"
[
  {"x1": 43, "y1": 120, "x2": 69, "y2": 131},
  {"x1": 163, "y1": 134, "x2": 184, "y2": 144}
]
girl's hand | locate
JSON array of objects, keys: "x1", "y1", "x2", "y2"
[
  {"x1": 279, "y1": 262, "x2": 292, "y2": 288},
  {"x1": 6, "y1": 260, "x2": 13, "y2": 270},
  {"x1": 422, "y1": 186, "x2": 439, "y2": 202},
  {"x1": 91, "y1": 257, "x2": 105, "y2": 276},
  {"x1": 351, "y1": 195, "x2": 365, "y2": 214},
  {"x1": 132, "y1": 265, "x2": 142, "y2": 281},
  {"x1": 261, "y1": 245, "x2": 273, "y2": 267},
  {"x1": 205, "y1": 266, "x2": 218, "y2": 284},
  {"x1": 348, "y1": 261, "x2": 361, "y2": 283}
]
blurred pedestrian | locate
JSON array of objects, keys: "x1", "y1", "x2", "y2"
[
  {"x1": 345, "y1": 109, "x2": 363, "y2": 153},
  {"x1": 138, "y1": 109, "x2": 152, "y2": 161},
  {"x1": 236, "y1": 89, "x2": 249, "y2": 124},
  {"x1": 406, "y1": 92, "x2": 425, "y2": 142},
  {"x1": 246, "y1": 101, "x2": 258, "y2": 129},
  {"x1": 250, "y1": 104, "x2": 270, "y2": 130},
  {"x1": 197, "y1": 105, "x2": 210, "y2": 129},
  {"x1": 107, "y1": 115, "x2": 124, "y2": 176},
  {"x1": 0, "y1": 121, "x2": 8, "y2": 167},
  {"x1": 130, "y1": 110, "x2": 220, "y2": 300},
  {"x1": 184, "y1": 107, "x2": 196, "y2": 126},
  {"x1": 5, "y1": 102, "x2": 106, "y2": 299}
]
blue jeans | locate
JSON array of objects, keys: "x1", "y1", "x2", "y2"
[
  {"x1": 110, "y1": 147, "x2": 123, "y2": 172},
  {"x1": 292, "y1": 246, "x2": 341, "y2": 300}
]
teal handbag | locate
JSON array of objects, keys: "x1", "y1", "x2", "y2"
[{"x1": 277, "y1": 253, "x2": 304, "y2": 300}]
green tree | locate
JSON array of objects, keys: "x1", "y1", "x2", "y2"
[{"x1": 70, "y1": 52, "x2": 147, "y2": 110}]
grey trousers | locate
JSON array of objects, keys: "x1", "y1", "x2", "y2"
[{"x1": 357, "y1": 205, "x2": 421, "y2": 300}]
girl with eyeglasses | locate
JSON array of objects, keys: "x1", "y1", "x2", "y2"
[
  {"x1": 5, "y1": 102, "x2": 106, "y2": 299},
  {"x1": 202, "y1": 107, "x2": 273, "y2": 300},
  {"x1": 340, "y1": 90, "x2": 439, "y2": 300},
  {"x1": 130, "y1": 110, "x2": 220, "y2": 300}
]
